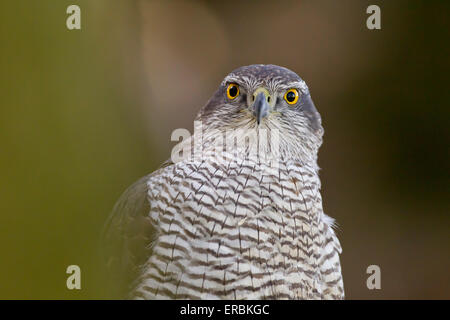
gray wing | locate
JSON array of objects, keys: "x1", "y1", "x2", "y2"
[
  {"x1": 100, "y1": 174, "x2": 156, "y2": 298},
  {"x1": 100, "y1": 160, "x2": 173, "y2": 298}
]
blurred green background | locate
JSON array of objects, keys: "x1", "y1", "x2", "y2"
[{"x1": 0, "y1": 1, "x2": 448, "y2": 299}]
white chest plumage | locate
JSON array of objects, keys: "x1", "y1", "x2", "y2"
[{"x1": 132, "y1": 155, "x2": 344, "y2": 300}]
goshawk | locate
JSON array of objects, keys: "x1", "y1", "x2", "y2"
[{"x1": 102, "y1": 64, "x2": 344, "y2": 299}]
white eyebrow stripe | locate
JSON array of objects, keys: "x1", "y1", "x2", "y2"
[
  {"x1": 221, "y1": 76, "x2": 308, "y2": 94},
  {"x1": 221, "y1": 74, "x2": 262, "y2": 91},
  {"x1": 221, "y1": 74, "x2": 237, "y2": 86},
  {"x1": 277, "y1": 81, "x2": 309, "y2": 94}
]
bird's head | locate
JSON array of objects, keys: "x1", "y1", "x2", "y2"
[{"x1": 197, "y1": 64, "x2": 324, "y2": 164}]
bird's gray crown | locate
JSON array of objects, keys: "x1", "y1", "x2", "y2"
[{"x1": 222, "y1": 64, "x2": 309, "y2": 95}]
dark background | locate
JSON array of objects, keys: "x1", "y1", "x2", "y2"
[{"x1": 0, "y1": 1, "x2": 448, "y2": 299}]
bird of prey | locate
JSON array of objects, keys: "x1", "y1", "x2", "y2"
[{"x1": 102, "y1": 64, "x2": 344, "y2": 300}]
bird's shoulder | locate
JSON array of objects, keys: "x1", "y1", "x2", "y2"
[{"x1": 100, "y1": 160, "x2": 175, "y2": 297}]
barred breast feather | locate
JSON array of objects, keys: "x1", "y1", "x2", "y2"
[{"x1": 102, "y1": 152, "x2": 344, "y2": 300}]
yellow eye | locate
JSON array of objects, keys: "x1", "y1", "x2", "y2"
[
  {"x1": 226, "y1": 83, "x2": 239, "y2": 100},
  {"x1": 284, "y1": 89, "x2": 299, "y2": 105}
]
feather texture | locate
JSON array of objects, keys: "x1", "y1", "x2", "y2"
[{"x1": 102, "y1": 64, "x2": 344, "y2": 299}]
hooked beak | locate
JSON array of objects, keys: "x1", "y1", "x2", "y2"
[{"x1": 252, "y1": 91, "x2": 270, "y2": 125}]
